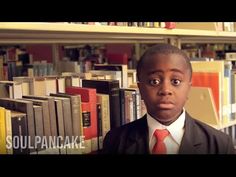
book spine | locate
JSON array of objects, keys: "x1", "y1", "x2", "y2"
[
  {"x1": 33, "y1": 106, "x2": 44, "y2": 151},
  {"x1": 11, "y1": 114, "x2": 29, "y2": 154},
  {"x1": 96, "y1": 103, "x2": 102, "y2": 150},
  {"x1": 16, "y1": 101, "x2": 36, "y2": 153},
  {"x1": 48, "y1": 98, "x2": 58, "y2": 138},
  {"x1": 5, "y1": 109, "x2": 13, "y2": 154},
  {"x1": 70, "y1": 96, "x2": 83, "y2": 142},
  {"x1": 54, "y1": 100, "x2": 65, "y2": 144},
  {"x1": 109, "y1": 82, "x2": 121, "y2": 128},
  {"x1": 119, "y1": 89, "x2": 126, "y2": 125},
  {"x1": 0, "y1": 107, "x2": 6, "y2": 154},
  {"x1": 62, "y1": 99, "x2": 73, "y2": 141}
]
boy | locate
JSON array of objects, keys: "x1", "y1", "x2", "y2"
[{"x1": 102, "y1": 43, "x2": 235, "y2": 154}]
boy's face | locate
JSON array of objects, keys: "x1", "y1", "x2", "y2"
[{"x1": 137, "y1": 53, "x2": 192, "y2": 125}]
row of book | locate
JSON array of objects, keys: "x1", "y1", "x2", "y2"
[
  {"x1": 0, "y1": 73, "x2": 147, "y2": 154},
  {"x1": 0, "y1": 59, "x2": 55, "y2": 81},
  {"x1": 0, "y1": 63, "x2": 138, "y2": 100},
  {"x1": 182, "y1": 43, "x2": 236, "y2": 60},
  {"x1": 66, "y1": 22, "x2": 176, "y2": 29},
  {"x1": 0, "y1": 90, "x2": 104, "y2": 154},
  {"x1": 64, "y1": 22, "x2": 236, "y2": 31},
  {"x1": 0, "y1": 49, "x2": 135, "y2": 82}
]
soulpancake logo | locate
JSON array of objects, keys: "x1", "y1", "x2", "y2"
[{"x1": 5, "y1": 136, "x2": 86, "y2": 150}]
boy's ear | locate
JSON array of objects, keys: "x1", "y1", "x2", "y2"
[
  {"x1": 137, "y1": 81, "x2": 143, "y2": 90},
  {"x1": 189, "y1": 81, "x2": 192, "y2": 86},
  {"x1": 137, "y1": 81, "x2": 140, "y2": 87}
]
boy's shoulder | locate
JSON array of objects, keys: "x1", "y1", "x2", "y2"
[
  {"x1": 102, "y1": 116, "x2": 149, "y2": 154},
  {"x1": 186, "y1": 113, "x2": 232, "y2": 142},
  {"x1": 181, "y1": 113, "x2": 235, "y2": 154},
  {"x1": 108, "y1": 116, "x2": 148, "y2": 136}
]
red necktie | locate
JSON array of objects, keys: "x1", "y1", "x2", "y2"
[{"x1": 152, "y1": 129, "x2": 170, "y2": 154}]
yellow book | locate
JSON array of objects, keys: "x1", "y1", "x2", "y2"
[
  {"x1": 0, "y1": 107, "x2": 6, "y2": 154},
  {"x1": 223, "y1": 77, "x2": 230, "y2": 125},
  {"x1": 33, "y1": 77, "x2": 46, "y2": 96},
  {"x1": 5, "y1": 109, "x2": 12, "y2": 154},
  {"x1": 185, "y1": 87, "x2": 219, "y2": 127},
  {"x1": 191, "y1": 61, "x2": 224, "y2": 77},
  {"x1": 153, "y1": 22, "x2": 159, "y2": 28},
  {"x1": 175, "y1": 22, "x2": 223, "y2": 31},
  {"x1": 191, "y1": 61, "x2": 224, "y2": 123}
]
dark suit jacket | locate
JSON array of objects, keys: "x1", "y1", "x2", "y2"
[{"x1": 102, "y1": 113, "x2": 235, "y2": 154}]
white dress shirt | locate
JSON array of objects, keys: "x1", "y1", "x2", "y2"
[{"x1": 147, "y1": 109, "x2": 186, "y2": 154}]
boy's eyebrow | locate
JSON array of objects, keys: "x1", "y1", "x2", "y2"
[
  {"x1": 170, "y1": 68, "x2": 185, "y2": 75},
  {"x1": 148, "y1": 68, "x2": 184, "y2": 75}
]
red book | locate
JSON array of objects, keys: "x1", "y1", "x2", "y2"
[
  {"x1": 165, "y1": 22, "x2": 176, "y2": 29},
  {"x1": 3, "y1": 64, "x2": 8, "y2": 80},
  {"x1": 191, "y1": 72, "x2": 220, "y2": 116},
  {"x1": 66, "y1": 87, "x2": 97, "y2": 140},
  {"x1": 107, "y1": 53, "x2": 128, "y2": 65}
]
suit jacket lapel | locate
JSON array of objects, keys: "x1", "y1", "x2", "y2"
[
  {"x1": 179, "y1": 113, "x2": 202, "y2": 154},
  {"x1": 124, "y1": 116, "x2": 149, "y2": 154}
]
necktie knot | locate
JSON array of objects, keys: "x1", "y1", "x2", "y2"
[{"x1": 154, "y1": 129, "x2": 169, "y2": 142}]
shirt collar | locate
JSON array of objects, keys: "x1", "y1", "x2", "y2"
[{"x1": 147, "y1": 109, "x2": 186, "y2": 145}]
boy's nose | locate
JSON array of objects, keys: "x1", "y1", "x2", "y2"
[{"x1": 158, "y1": 82, "x2": 173, "y2": 96}]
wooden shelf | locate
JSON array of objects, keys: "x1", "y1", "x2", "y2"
[
  {"x1": 209, "y1": 119, "x2": 236, "y2": 130},
  {"x1": 1, "y1": 22, "x2": 236, "y2": 44}
]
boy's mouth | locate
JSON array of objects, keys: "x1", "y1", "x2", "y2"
[{"x1": 157, "y1": 101, "x2": 174, "y2": 109}]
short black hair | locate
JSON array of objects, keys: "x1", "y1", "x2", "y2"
[{"x1": 136, "y1": 43, "x2": 192, "y2": 81}]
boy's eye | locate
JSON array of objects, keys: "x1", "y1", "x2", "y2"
[
  {"x1": 171, "y1": 79, "x2": 181, "y2": 86},
  {"x1": 149, "y1": 79, "x2": 161, "y2": 86}
]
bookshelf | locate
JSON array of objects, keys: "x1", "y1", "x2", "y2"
[
  {"x1": 1, "y1": 22, "x2": 236, "y2": 153},
  {"x1": 1, "y1": 22, "x2": 236, "y2": 66},
  {"x1": 1, "y1": 22, "x2": 236, "y2": 44}
]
